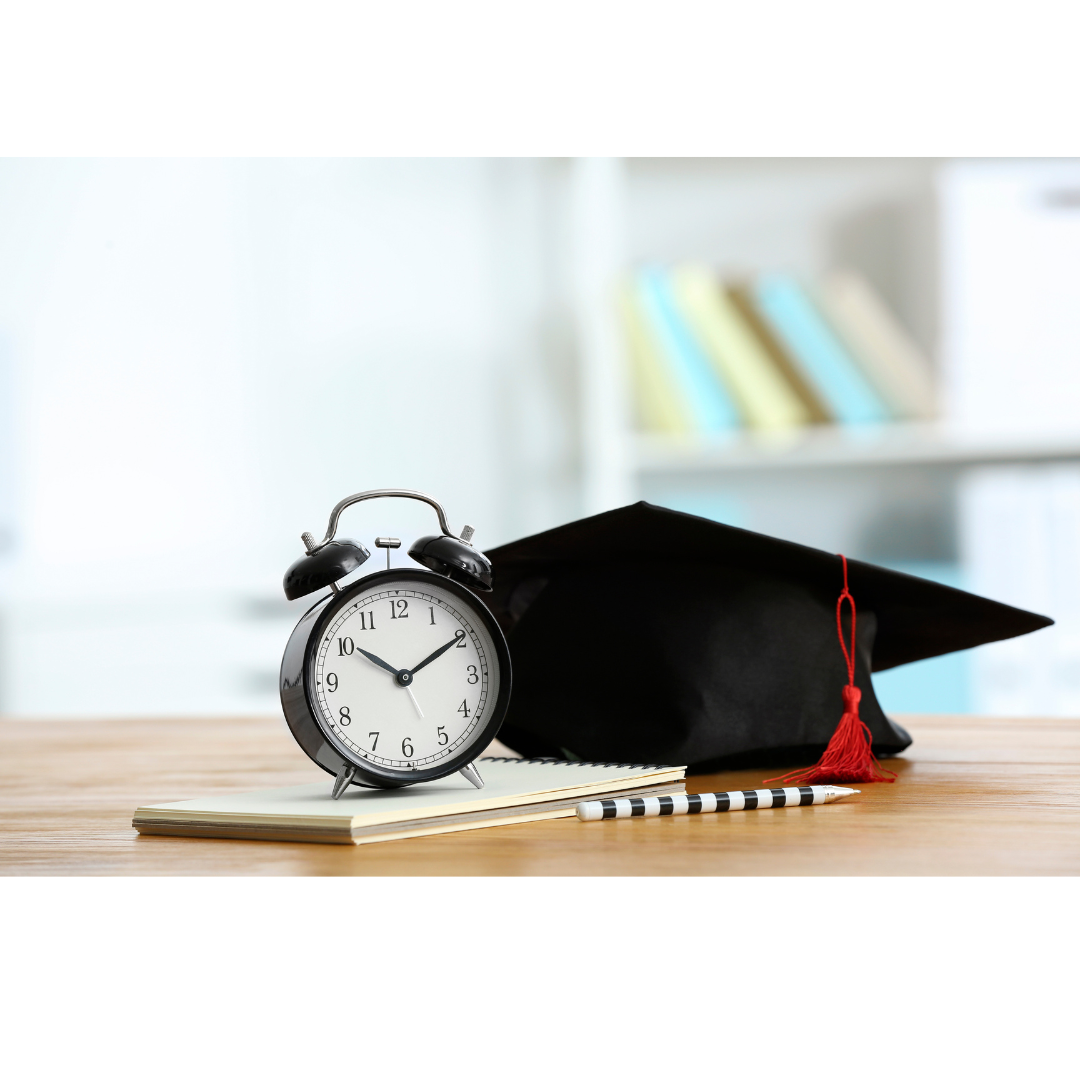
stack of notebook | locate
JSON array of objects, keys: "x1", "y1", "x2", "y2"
[{"x1": 133, "y1": 757, "x2": 687, "y2": 846}]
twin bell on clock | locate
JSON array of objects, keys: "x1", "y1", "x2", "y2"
[{"x1": 279, "y1": 489, "x2": 512, "y2": 800}]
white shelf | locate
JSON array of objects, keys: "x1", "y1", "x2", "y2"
[{"x1": 634, "y1": 423, "x2": 1080, "y2": 474}]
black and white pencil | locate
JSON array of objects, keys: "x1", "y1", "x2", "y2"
[{"x1": 576, "y1": 785, "x2": 859, "y2": 821}]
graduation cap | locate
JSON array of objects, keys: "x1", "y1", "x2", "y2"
[{"x1": 485, "y1": 502, "x2": 1052, "y2": 779}]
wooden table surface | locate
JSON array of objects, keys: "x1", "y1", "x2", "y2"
[{"x1": 2, "y1": 714, "x2": 1079, "y2": 875}]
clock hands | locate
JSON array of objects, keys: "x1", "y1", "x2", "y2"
[
  {"x1": 357, "y1": 647, "x2": 426, "y2": 718},
  {"x1": 354, "y1": 630, "x2": 465, "y2": 722},
  {"x1": 407, "y1": 630, "x2": 466, "y2": 677},
  {"x1": 357, "y1": 630, "x2": 466, "y2": 682}
]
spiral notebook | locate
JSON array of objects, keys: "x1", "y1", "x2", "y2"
[{"x1": 132, "y1": 757, "x2": 687, "y2": 846}]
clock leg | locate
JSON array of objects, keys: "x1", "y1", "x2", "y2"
[
  {"x1": 459, "y1": 762, "x2": 484, "y2": 790},
  {"x1": 331, "y1": 763, "x2": 356, "y2": 800}
]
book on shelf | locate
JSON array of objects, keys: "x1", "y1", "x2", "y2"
[
  {"x1": 726, "y1": 282, "x2": 834, "y2": 424},
  {"x1": 751, "y1": 273, "x2": 893, "y2": 425},
  {"x1": 635, "y1": 266, "x2": 741, "y2": 433},
  {"x1": 617, "y1": 283, "x2": 694, "y2": 435},
  {"x1": 815, "y1": 269, "x2": 937, "y2": 421},
  {"x1": 670, "y1": 265, "x2": 812, "y2": 432}
]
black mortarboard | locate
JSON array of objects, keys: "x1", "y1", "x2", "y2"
[{"x1": 485, "y1": 502, "x2": 1052, "y2": 772}]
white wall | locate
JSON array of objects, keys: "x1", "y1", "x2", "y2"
[
  {"x1": 940, "y1": 159, "x2": 1080, "y2": 434},
  {"x1": 0, "y1": 158, "x2": 580, "y2": 717},
  {"x1": 942, "y1": 161, "x2": 1080, "y2": 715}
]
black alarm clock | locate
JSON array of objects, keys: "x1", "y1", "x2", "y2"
[{"x1": 279, "y1": 489, "x2": 512, "y2": 799}]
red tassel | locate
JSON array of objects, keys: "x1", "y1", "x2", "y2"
[{"x1": 765, "y1": 554, "x2": 896, "y2": 786}]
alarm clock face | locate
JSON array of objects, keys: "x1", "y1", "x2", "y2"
[{"x1": 307, "y1": 572, "x2": 505, "y2": 777}]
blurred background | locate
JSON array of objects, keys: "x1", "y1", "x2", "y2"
[{"x1": 1, "y1": 157, "x2": 1079, "y2": 721}]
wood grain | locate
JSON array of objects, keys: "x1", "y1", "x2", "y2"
[{"x1": 2, "y1": 714, "x2": 1079, "y2": 875}]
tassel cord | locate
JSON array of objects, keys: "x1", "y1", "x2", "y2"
[{"x1": 764, "y1": 555, "x2": 897, "y2": 787}]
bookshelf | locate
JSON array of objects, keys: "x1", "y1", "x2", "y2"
[
  {"x1": 572, "y1": 157, "x2": 1080, "y2": 567},
  {"x1": 635, "y1": 424, "x2": 1080, "y2": 475}
]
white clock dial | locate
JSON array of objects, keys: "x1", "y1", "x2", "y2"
[{"x1": 312, "y1": 579, "x2": 501, "y2": 772}]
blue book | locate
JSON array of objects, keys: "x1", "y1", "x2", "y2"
[
  {"x1": 636, "y1": 267, "x2": 741, "y2": 433},
  {"x1": 753, "y1": 274, "x2": 892, "y2": 425}
]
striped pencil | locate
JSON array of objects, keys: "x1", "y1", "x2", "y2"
[{"x1": 576, "y1": 785, "x2": 858, "y2": 821}]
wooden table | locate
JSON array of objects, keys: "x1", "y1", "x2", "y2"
[{"x1": 2, "y1": 714, "x2": 1079, "y2": 874}]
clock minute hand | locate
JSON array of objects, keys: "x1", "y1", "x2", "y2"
[
  {"x1": 357, "y1": 648, "x2": 400, "y2": 677},
  {"x1": 407, "y1": 631, "x2": 465, "y2": 677}
]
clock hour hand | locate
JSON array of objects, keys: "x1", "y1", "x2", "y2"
[
  {"x1": 357, "y1": 648, "x2": 400, "y2": 677},
  {"x1": 407, "y1": 630, "x2": 466, "y2": 677}
]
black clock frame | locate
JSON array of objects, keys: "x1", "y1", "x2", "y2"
[{"x1": 280, "y1": 567, "x2": 512, "y2": 789}]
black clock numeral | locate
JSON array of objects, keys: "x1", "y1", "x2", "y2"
[
  {"x1": 389, "y1": 599, "x2": 409, "y2": 619},
  {"x1": 369, "y1": 731, "x2": 379, "y2": 750},
  {"x1": 337, "y1": 636, "x2": 354, "y2": 656},
  {"x1": 455, "y1": 630, "x2": 467, "y2": 648},
  {"x1": 357, "y1": 611, "x2": 375, "y2": 631},
  {"x1": 339, "y1": 706, "x2": 351, "y2": 726},
  {"x1": 458, "y1": 699, "x2": 470, "y2": 718},
  {"x1": 466, "y1": 665, "x2": 478, "y2": 685},
  {"x1": 326, "y1": 673, "x2": 338, "y2": 692},
  {"x1": 437, "y1": 726, "x2": 448, "y2": 745},
  {"x1": 401, "y1": 737, "x2": 414, "y2": 758},
  {"x1": 429, "y1": 607, "x2": 436, "y2": 625}
]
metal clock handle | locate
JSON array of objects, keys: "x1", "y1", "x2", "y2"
[{"x1": 315, "y1": 488, "x2": 455, "y2": 551}]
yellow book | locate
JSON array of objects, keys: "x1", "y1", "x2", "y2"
[
  {"x1": 672, "y1": 265, "x2": 812, "y2": 431},
  {"x1": 616, "y1": 282, "x2": 694, "y2": 435},
  {"x1": 728, "y1": 282, "x2": 834, "y2": 423}
]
